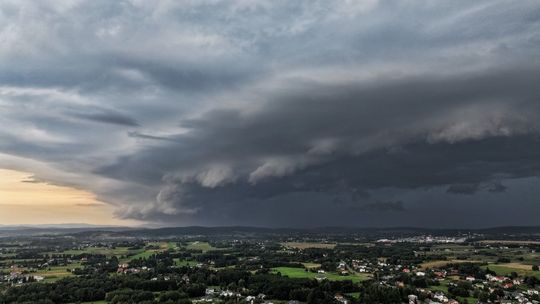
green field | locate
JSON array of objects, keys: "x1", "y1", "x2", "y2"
[
  {"x1": 429, "y1": 283, "x2": 449, "y2": 293},
  {"x1": 26, "y1": 263, "x2": 81, "y2": 282},
  {"x1": 272, "y1": 267, "x2": 371, "y2": 283},
  {"x1": 302, "y1": 262, "x2": 322, "y2": 269},
  {"x1": 173, "y1": 258, "x2": 198, "y2": 266},
  {"x1": 185, "y1": 241, "x2": 223, "y2": 252},
  {"x1": 56, "y1": 246, "x2": 136, "y2": 256},
  {"x1": 346, "y1": 292, "x2": 361, "y2": 299},
  {"x1": 129, "y1": 250, "x2": 160, "y2": 260},
  {"x1": 51, "y1": 242, "x2": 176, "y2": 262},
  {"x1": 482, "y1": 264, "x2": 540, "y2": 278},
  {"x1": 167, "y1": 242, "x2": 179, "y2": 250}
]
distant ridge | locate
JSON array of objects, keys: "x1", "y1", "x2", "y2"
[
  {"x1": 0, "y1": 223, "x2": 132, "y2": 229},
  {"x1": 2, "y1": 224, "x2": 540, "y2": 237},
  {"x1": 0, "y1": 224, "x2": 135, "y2": 236},
  {"x1": 72, "y1": 225, "x2": 540, "y2": 238},
  {"x1": 118, "y1": 225, "x2": 540, "y2": 237}
]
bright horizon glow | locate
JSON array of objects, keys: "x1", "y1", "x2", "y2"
[{"x1": 0, "y1": 169, "x2": 140, "y2": 226}]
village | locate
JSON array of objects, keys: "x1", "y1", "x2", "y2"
[{"x1": 1, "y1": 228, "x2": 540, "y2": 304}]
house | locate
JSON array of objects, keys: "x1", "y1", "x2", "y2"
[
  {"x1": 433, "y1": 271, "x2": 446, "y2": 278},
  {"x1": 408, "y1": 294, "x2": 418, "y2": 304},
  {"x1": 220, "y1": 290, "x2": 238, "y2": 297},
  {"x1": 433, "y1": 292, "x2": 448, "y2": 302},
  {"x1": 502, "y1": 282, "x2": 514, "y2": 289},
  {"x1": 334, "y1": 294, "x2": 349, "y2": 304},
  {"x1": 487, "y1": 274, "x2": 507, "y2": 282}
]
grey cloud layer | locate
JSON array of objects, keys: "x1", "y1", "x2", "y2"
[{"x1": 1, "y1": 0, "x2": 540, "y2": 227}]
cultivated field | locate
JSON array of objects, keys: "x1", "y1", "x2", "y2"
[{"x1": 282, "y1": 242, "x2": 336, "y2": 249}]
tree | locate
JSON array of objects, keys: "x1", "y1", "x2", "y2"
[{"x1": 532, "y1": 265, "x2": 539, "y2": 271}]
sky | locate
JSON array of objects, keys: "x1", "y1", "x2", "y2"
[{"x1": 1, "y1": 0, "x2": 540, "y2": 228}]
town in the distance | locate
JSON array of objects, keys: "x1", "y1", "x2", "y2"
[{"x1": 1, "y1": 226, "x2": 540, "y2": 304}]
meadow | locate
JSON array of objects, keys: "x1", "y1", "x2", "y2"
[{"x1": 272, "y1": 266, "x2": 371, "y2": 283}]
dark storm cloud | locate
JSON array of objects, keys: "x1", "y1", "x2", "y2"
[
  {"x1": 2, "y1": 0, "x2": 540, "y2": 227},
  {"x1": 74, "y1": 111, "x2": 140, "y2": 127},
  {"x1": 360, "y1": 201, "x2": 406, "y2": 212},
  {"x1": 446, "y1": 181, "x2": 508, "y2": 195},
  {"x1": 98, "y1": 65, "x2": 540, "y2": 225},
  {"x1": 108, "y1": 134, "x2": 540, "y2": 226},
  {"x1": 99, "y1": 65, "x2": 540, "y2": 184},
  {"x1": 127, "y1": 131, "x2": 174, "y2": 141},
  {"x1": 446, "y1": 184, "x2": 480, "y2": 195},
  {"x1": 487, "y1": 182, "x2": 507, "y2": 193}
]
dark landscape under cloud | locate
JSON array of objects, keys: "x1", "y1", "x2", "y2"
[{"x1": 1, "y1": 0, "x2": 540, "y2": 227}]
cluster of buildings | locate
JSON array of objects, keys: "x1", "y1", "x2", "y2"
[
  {"x1": 409, "y1": 267, "x2": 540, "y2": 304},
  {"x1": 377, "y1": 236, "x2": 468, "y2": 244},
  {"x1": 0, "y1": 268, "x2": 44, "y2": 285},
  {"x1": 116, "y1": 263, "x2": 150, "y2": 274},
  {"x1": 193, "y1": 288, "x2": 272, "y2": 303}
]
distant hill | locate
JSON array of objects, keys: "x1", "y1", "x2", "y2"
[
  {"x1": 0, "y1": 224, "x2": 135, "y2": 237},
  {"x1": 0, "y1": 223, "x2": 131, "y2": 229},
  {"x1": 94, "y1": 225, "x2": 540, "y2": 238},
  {"x1": 2, "y1": 224, "x2": 540, "y2": 237}
]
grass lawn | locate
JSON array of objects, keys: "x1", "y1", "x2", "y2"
[
  {"x1": 429, "y1": 283, "x2": 449, "y2": 293},
  {"x1": 272, "y1": 267, "x2": 370, "y2": 283},
  {"x1": 458, "y1": 296, "x2": 478, "y2": 303}
]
